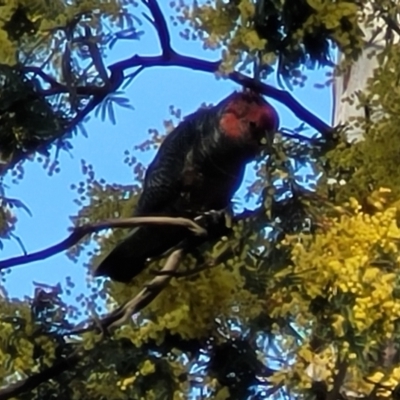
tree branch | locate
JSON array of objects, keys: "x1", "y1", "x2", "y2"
[
  {"x1": 2, "y1": 0, "x2": 333, "y2": 175},
  {"x1": 142, "y1": 0, "x2": 173, "y2": 55},
  {"x1": 0, "y1": 249, "x2": 183, "y2": 400},
  {"x1": 105, "y1": 248, "x2": 183, "y2": 330},
  {"x1": 0, "y1": 216, "x2": 206, "y2": 271},
  {"x1": 0, "y1": 350, "x2": 82, "y2": 400},
  {"x1": 111, "y1": 0, "x2": 333, "y2": 136},
  {"x1": 23, "y1": 66, "x2": 64, "y2": 89},
  {"x1": 108, "y1": 53, "x2": 333, "y2": 136},
  {"x1": 326, "y1": 359, "x2": 347, "y2": 400}
]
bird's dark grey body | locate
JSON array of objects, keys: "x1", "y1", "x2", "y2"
[{"x1": 94, "y1": 92, "x2": 278, "y2": 282}]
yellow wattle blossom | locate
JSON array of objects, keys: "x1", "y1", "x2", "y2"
[
  {"x1": 265, "y1": 198, "x2": 400, "y2": 397},
  {"x1": 331, "y1": 314, "x2": 345, "y2": 337},
  {"x1": 140, "y1": 360, "x2": 155, "y2": 376},
  {"x1": 237, "y1": 0, "x2": 255, "y2": 23},
  {"x1": 271, "y1": 204, "x2": 400, "y2": 330},
  {"x1": 112, "y1": 261, "x2": 262, "y2": 347},
  {"x1": 118, "y1": 375, "x2": 136, "y2": 391}
]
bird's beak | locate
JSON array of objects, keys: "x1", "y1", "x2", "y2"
[{"x1": 267, "y1": 129, "x2": 275, "y2": 148}]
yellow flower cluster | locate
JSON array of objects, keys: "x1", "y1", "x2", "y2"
[
  {"x1": 230, "y1": 26, "x2": 266, "y2": 52},
  {"x1": 111, "y1": 261, "x2": 262, "y2": 347},
  {"x1": 271, "y1": 204, "x2": 400, "y2": 335},
  {"x1": 265, "y1": 199, "x2": 400, "y2": 397},
  {"x1": 366, "y1": 368, "x2": 400, "y2": 398},
  {"x1": 0, "y1": 27, "x2": 16, "y2": 65},
  {"x1": 268, "y1": 344, "x2": 337, "y2": 392},
  {"x1": 139, "y1": 359, "x2": 155, "y2": 376},
  {"x1": 116, "y1": 360, "x2": 155, "y2": 393}
]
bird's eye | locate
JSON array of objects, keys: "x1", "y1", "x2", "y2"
[{"x1": 249, "y1": 121, "x2": 256, "y2": 129}]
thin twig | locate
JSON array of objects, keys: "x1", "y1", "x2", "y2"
[{"x1": 0, "y1": 216, "x2": 206, "y2": 271}]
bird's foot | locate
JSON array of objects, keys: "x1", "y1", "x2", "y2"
[{"x1": 193, "y1": 209, "x2": 233, "y2": 239}]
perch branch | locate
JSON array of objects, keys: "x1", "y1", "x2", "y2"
[
  {"x1": 154, "y1": 241, "x2": 236, "y2": 278},
  {"x1": 104, "y1": 249, "x2": 183, "y2": 330},
  {"x1": 0, "y1": 216, "x2": 206, "y2": 271},
  {"x1": 0, "y1": 249, "x2": 183, "y2": 400}
]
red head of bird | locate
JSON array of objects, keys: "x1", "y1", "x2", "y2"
[{"x1": 219, "y1": 90, "x2": 279, "y2": 150}]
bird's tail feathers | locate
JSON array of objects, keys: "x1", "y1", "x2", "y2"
[{"x1": 93, "y1": 225, "x2": 187, "y2": 283}]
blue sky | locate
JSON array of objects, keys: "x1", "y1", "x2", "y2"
[{"x1": 1, "y1": 2, "x2": 332, "y2": 302}]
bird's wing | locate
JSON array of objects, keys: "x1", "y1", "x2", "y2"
[
  {"x1": 135, "y1": 162, "x2": 183, "y2": 215},
  {"x1": 135, "y1": 116, "x2": 203, "y2": 215}
]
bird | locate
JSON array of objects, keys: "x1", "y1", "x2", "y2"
[{"x1": 94, "y1": 90, "x2": 279, "y2": 282}]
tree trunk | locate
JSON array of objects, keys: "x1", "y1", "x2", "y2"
[{"x1": 332, "y1": 2, "x2": 398, "y2": 142}]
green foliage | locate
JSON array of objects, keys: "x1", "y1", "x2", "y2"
[
  {"x1": 0, "y1": 64, "x2": 67, "y2": 163},
  {"x1": 0, "y1": 0, "x2": 139, "y2": 175},
  {"x1": 3, "y1": 0, "x2": 400, "y2": 399},
  {"x1": 323, "y1": 40, "x2": 400, "y2": 204},
  {"x1": 0, "y1": 0, "x2": 140, "y2": 248},
  {"x1": 183, "y1": 0, "x2": 363, "y2": 84}
]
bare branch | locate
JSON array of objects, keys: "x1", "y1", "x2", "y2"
[
  {"x1": 105, "y1": 249, "x2": 183, "y2": 330},
  {"x1": 229, "y1": 71, "x2": 332, "y2": 136},
  {"x1": 142, "y1": 0, "x2": 173, "y2": 56},
  {"x1": 0, "y1": 249, "x2": 183, "y2": 400},
  {"x1": 23, "y1": 66, "x2": 64, "y2": 89},
  {"x1": 0, "y1": 216, "x2": 206, "y2": 271},
  {"x1": 326, "y1": 359, "x2": 347, "y2": 400},
  {"x1": 66, "y1": 245, "x2": 236, "y2": 337},
  {"x1": 74, "y1": 26, "x2": 110, "y2": 84},
  {"x1": 109, "y1": 52, "x2": 332, "y2": 135}
]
